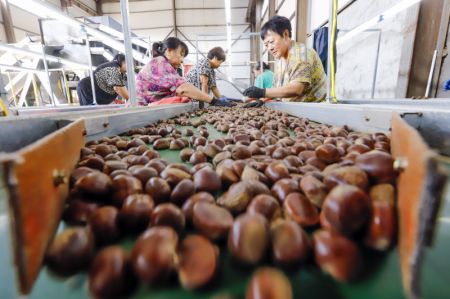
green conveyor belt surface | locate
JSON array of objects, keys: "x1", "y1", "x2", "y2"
[{"x1": 1, "y1": 122, "x2": 450, "y2": 299}]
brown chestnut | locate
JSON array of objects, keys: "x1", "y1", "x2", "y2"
[
  {"x1": 364, "y1": 199, "x2": 396, "y2": 251},
  {"x1": 322, "y1": 184, "x2": 371, "y2": 235},
  {"x1": 246, "y1": 267, "x2": 293, "y2": 299},
  {"x1": 324, "y1": 166, "x2": 369, "y2": 191},
  {"x1": 271, "y1": 178, "x2": 299, "y2": 202},
  {"x1": 299, "y1": 175, "x2": 328, "y2": 208},
  {"x1": 62, "y1": 200, "x2": 100, "y2": 225},
  {"x1": 182, "y1": 192, "x2": 215, "y2": 222},
  {"x1": 111, "y1": 175, "x2": 143, "y2": 207},
  {"x1": 90, "y1": 206, "x2": 122, "y2": 245},
  {"x1": 79, "y1": 156, "x2": 105, "y2": 171},
  {"x1": 145, "y1": 177, "x2": 171, "y2": 204},
  {"x1": 170, "y1": 139, "x2": 186, "y2": 150},
  {"x1": 232, "y1": 145, "x2": 252, "y2": 160},
  {"x1": 192, "y1": 202, "x2": 233, "y2": 240},
  {"x1": 313, "y1": 230, "x2": 362, "y2": 282},
  {"x1": 270, "y1": 219, "x2": 311, "y2": 265},
  {"x1": 217, "y1": 180, "x2": 270, "y2": 213},
  {"x1": 189, "y1": 151, "x2": 207, "y2": 165},
  {"x1": 131, "y1": 227, "x2": 178, "y2": 284},
  {"x1": 264, "y1": 161, "x2": 290, "y2": 183},
  {"x1": 355, "y1": 150, "x2": 396, "y2": 183},
  {"x1": 194, "y1": 167, "x2": 222, "y2": 193},
  {"x1": 177, "y1": 235, "x2": 218, "y2": 289},
  {"x1": 130, "y1": 166, "x2": 158, "y2": 185},
  {"x1": 45, "y1": 227, "x2": 94, "y2": 277},
  {"x1": 160, "y1": 168, "x2": 192, "y2": 187},
  {"x1": 283, "y1": 192, "x2": 319, "y2": 227},
  {"x1": 170, "y1": 179, "x2": 196, "y2": 205},
  {"x1": 150, "y1": 203, "x2": 185, "y2": 233},
  {"x1": 228, "y1": 213, "x2": 269, "y2": 264},
  {"x1": 75, "y1": 172, "x2": 112, "y2": 196},
  {"x1": 95, "y1": 144, "x2": 113, "y2": 157},
  {"x1": 247, "y1": 194, "x2": 281, "y2": 221},
  {"x1": 153, "y1": 138, "x2": 170, "y2": 150},
  {"x1": 119, "y1": 194, "x2": 154, "y2": 233},
  {"x1": 88, "y1": 246, "x2": 136, "y2": 299},
  {"x1": 180, "y1": 148, "x2": 194, "y2": 162},
  {"x1": 315, "y1": 144, "x2": 341, "y2": 164}
]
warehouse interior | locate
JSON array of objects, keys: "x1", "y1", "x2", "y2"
[{"x1": 0, "y1": 0, "x2": 450, "y2": 299}]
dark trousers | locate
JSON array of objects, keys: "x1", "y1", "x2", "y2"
[{"x1": 76, "y1": 77, "x2": 95, "y2": 105}]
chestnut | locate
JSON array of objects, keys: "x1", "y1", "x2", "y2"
[
  {"x1": 145, "y1": 160, "x2": 166, "y2": 174},
  {"x1": 192, "y1": 202, "x2": 233, "y2": 240},
  {"x1": 153, "y1": 138, "x2": 170, "y2": 150},
  {"x1": 364, "y1": 199, "x2": 396, "y2": 251},
  {"x1": 189, "y1": 151, "x2": 207, "y2": 165},
  {"x1": 90, "y1": 206, "x2": 122, "y2": 245},
  {"x1": 128, "y1": 155, "x2": 150, "y2": 166},
  {"x1": 216, "y1": 159, "x2": 240, "y2": 186},
  {"x1": 246, "y1": 194, "x2": 281, "y2": 221},
  {"x1": 203, "y1": 144, "x2": 221, "y2": 158},
  {"x1": 355, "y1": 150, "x2": 396, "y2": 183},
  {"x1": 228, "y1": 213, "x2": 269, "y2": 264},
  {"x1": 305, "y1": 157, "x2": 327, "y2": 171},
  {"x1": 241, "y1": 165, "x2": 268, "y2": 184},
  {"x1": 88, "y1": 246, "x2": 137, "y2": 299},
  {"x1": 194, "y1": 168, "x2": 222, "y2": 193},
  {"x1": 283, "y1": 192, "x2": 319, "y2": 227},
  {"x1": 110, "y1": 169, "x2": 132, "y2": 178},
  {"x1": 369, "y1": 183, "x2": 395, "y2": 204},
  {"x1": 323, "y1": 166, "x2": 369, "y2": 191},
  {"x1": 142, "y1": 149, "x2": 160, "y2": 160},
  {"x1": 70, "y1": 167, "x2": 95, "y2": 187},
  {"x1": 131, "y1": 227, "x2": 178, "y2": 284},
  {"x1": 182, "y1": 192, "x2": 215, "y2": 222},
  {"x1": 170, "y1": 179, "x2": 196, "y2": 205},
  {"x1": 246, "y1": 267, "x2": 293, "y2": 299},
  {"x1": 130, "y1": 166, "x2": 158, "y2": 185},
  {"x1": 170, "y1": 139, "x2": 186, "y2": 150},
  {"x1": 190, "y1": 162, "x2": 213, "y2": 174},
  {"x1": 75, "y1": 172, "x2": 112, "y2": 196},
  {"x1": 166, "y1": 162, "x2": 191, "y2": 174},
  {"x1": 271, "y1": 148, "x2": 289, "y2": 159},
  {"x1": 111, "y1": 175, "x2": 143, "y2": 207},
  {"x1": 264, "y1": 161, "x2": 290, "y2": 183},
  {"x1": 45, "y1": 227, "x2": 94, "y2": 277},
  {"x1": 217, "y1": 180, "x2": 270, "y2": 213},
  {"x1": 119, "y1": 194, "x2": 154, "y2": 233},
  {"x1": 299, "y1": 175, "x2": 328, "y2": 208},
  {"x1": 213, "y1": 151, "x2": 232, "y2": 166},
  {"x1": 177, "y1": 235, "x2": 218, "y2": 289},
  {"x1": 160, "y1": 167, "x2": 192, "y2": 187},
  {"x1": 315, "y1": 144, "x2": 340, "y2": 164},
  {"x1": 150, "y1": 203, "x2": 185, "y2": 233},
  {"x1": 95, "y1": 144, "x2": 113, "y2": 157},
  {"x1": 185, "y1": 128, "x2": 194, "y2": 136},
  {"x1": 145, "y1": 177, "x2": 172, "y2": 204},
  {"x1": 102, "y1": 154, "x2": 120, "y2": 162},
  {"x1": 231, "y1": 145, "x2": 252, "y2": 160},
  {"x1": 180, "y1": 148, "x2": 194, "y2": 162},
  {"x1": 62, "y1": 200, "x2": 100, "y2": 225},
  {"x1": 313, "y1": 230, "x2": 362, "y2": 282},
  {"x1": 347, "y1": 143, "x2": 371, "y2": 154},
  {"x1": 322, "y1": 184, "x2": 371, "y2": 236},
  {"x1": 271, "y1": 178, "x2": 299, "y2": 202},
  {"x1": 270, "y1": 219, "x2": 311, "y2": 265}
]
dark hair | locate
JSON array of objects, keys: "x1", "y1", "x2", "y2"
[
  {"x1": 207, "y1": 47, "x2": 226, "y2": 61},
  {"x1": 113, "y1": 54, "x2": 126, "y2": 66},
  {"x1": 255, "y1": 62, "x2": 269, "y2": 71},
  {"x1": 152, "y1": 37, "x2": 189, "y2": 58},
  {"x1": 260, "y1": 15, "x2": 292, "y2": 40}
]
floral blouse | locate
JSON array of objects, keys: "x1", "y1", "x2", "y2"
[{"x1": 135, "y1": 56, "x2": 186, "y2": 104}]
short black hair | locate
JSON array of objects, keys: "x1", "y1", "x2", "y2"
[
  {"x1": 113, "y1": 53, "x2": 126, "y2": 66},
  {"x1": 207, "y1": 47, "x2": 226, "y2": 61},
  {"x1": 255, "y1": 62, "x2": 269, "y2": 71},
  {"x1": 260, "y1": 15, "x2": 292, "y2": 40},
  {"x1": 152, "y1": 37, "x2": 189, "y2": 58}
]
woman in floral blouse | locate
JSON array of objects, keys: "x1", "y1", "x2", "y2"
[{"x1": 135, "y1": 37, "x2": 233, "y2": 107}]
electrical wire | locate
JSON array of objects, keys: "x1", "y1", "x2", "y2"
[{"x1": 330, "y1": 0, "x2": 338, "y2": 103}]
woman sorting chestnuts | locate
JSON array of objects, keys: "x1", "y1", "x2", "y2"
[
  {"x1": 135, "y1": 37, "x2": 234, "y2": 107},
  {"x1": 243, "y1": 15, "x2": 327, "y2": 108},
  {"x1": 77, "y1": 54, "x2": 129, "y2": 105}
]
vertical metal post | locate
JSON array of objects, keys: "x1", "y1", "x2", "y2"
[
  {"x1": 61, "y1": 69, "x2": 70, "y2": 103},
  {"x1": 82, "y1": 25, "x2": 97, "y2": 105},
  {"x1": 326, "y1": 0, "x2": 335, "y2": 104},
  {"x1": 0, "y1": 70, "x2": 11, "y2": 116},
  {"x1": 371, "y1": 30, "x2": 382, "y2": 99},
  {"x1": 196, "y1": 35, "x2": 199, "y2": 65},
  {"x1": 120, "y1": 0, "x2": 137, "y2": 106},
  {"x1": 41, "y1": 45, "x2": 56, "y2": 106},
  {"x1": 6, "y1": 72, "x2": 17, "y2": 107},
  {"x1": 425, "y1": 49, "x2": 438, "y2": 98}
]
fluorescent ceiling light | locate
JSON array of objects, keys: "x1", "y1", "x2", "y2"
[
  {"x1": 98, "y1": 24, "x2": 149, "y2": 49},
  {"x1": 336, "y1": 0, "x2": 421, "y2": 45},
  {"x1": 8, "y1": 0, "x2": 147, "y2": 63},
  {"x1": 0, "y1": 42, "x2": 91, "y2": 69}
]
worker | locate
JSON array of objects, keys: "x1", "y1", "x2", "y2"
[
  {"x1": 76, "y1": 54, "x2": 129, "y2": 105},
  {"x1": 185, "y1": 47, "x2": 229, "y2": 103},
  {"x1": 253, "y1": 62, "x2": 274, "y2": 89},
  {"x1": 243, "y1": 15, "x2": 327, "y2": 108},
  {"x1": 135, "y1": 37, "x2": 234, "y2": 107}
]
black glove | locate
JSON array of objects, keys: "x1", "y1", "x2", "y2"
[
  {"x1": 210, "y1": 97, "x2": 236, "y2": 107},
  {"x1": 243, "y1": 99, "x2": 264, "y2": 108},
  {"x1": 243, "y1": 86, "x2": 265, "y2": 99}
]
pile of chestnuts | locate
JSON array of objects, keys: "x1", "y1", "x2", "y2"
[{"x1": 46, "y1": 106, "x2": 397, "y2": 299}]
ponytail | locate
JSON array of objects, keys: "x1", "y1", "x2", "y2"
[
  {"x1": 113, "y1": 53, "x2": 126, "y2": 66},
  {"x1": 151, "y1": 37, "x2": 189, "y2": 58}
]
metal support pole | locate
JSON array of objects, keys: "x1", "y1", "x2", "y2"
[
  {"x1": 6, "y1": 72, "x2": 17, "y2": 107},
  {"x1": 371, "y1": 31, "x2": 382, "y2": 99},
  {"x1": 0, "y1": 70, "x2": 11, "y2": 116},
  {"x1": 326, "y1": 0, "x2": 335, "y2": 104},
  {"x1": 82, "y1": 26, "x2": 97, "y2": 105},
  {"x1": 61, "y1": 69, "x2": 70, "y2": 103},
  {"x1": 41, "y1": 45, "x2": 56, "y2": 107},
  {"x1": 196, "y1": 35, "x2": 199, "y2": 65},
  {"x1": 120, "y1": 0, "x2": 137, "y2": 106},
  {"x1": 425, "y1": 49, "x2": 438, "y2": 98}
]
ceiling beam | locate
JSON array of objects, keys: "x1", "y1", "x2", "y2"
[
  {"x1": 172, "y1": 0, "x2": 177, "y2": 37},
  {"x1": 0, "y1": 0, "x2": 16, "y2": 43}
]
